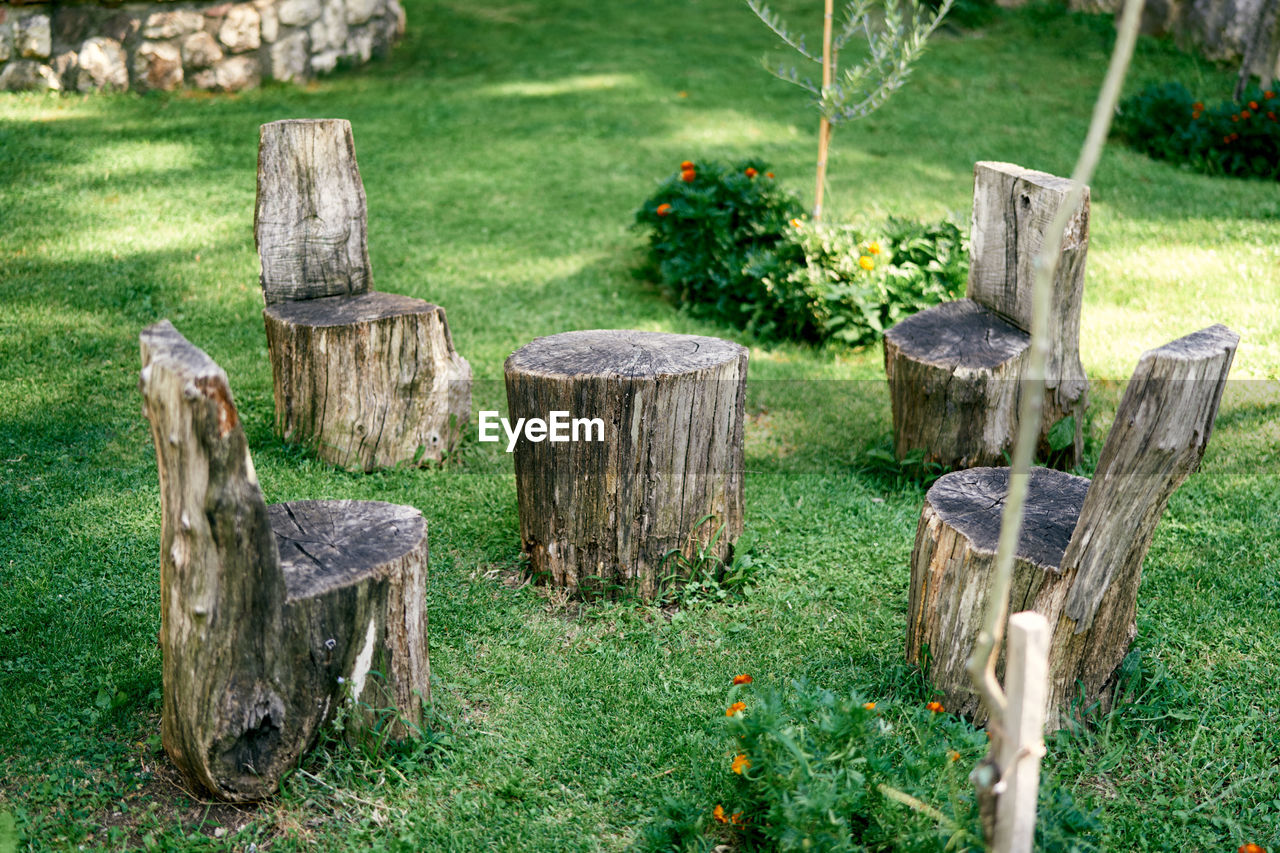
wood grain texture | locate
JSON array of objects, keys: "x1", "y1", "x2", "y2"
[
  {"x1": 905, "y1": 325, "x2": 1237, "y2": 729},
  {"x1": 906, "y1": 466, "x2": 1088, "y2": 725},
  {"x1": 140, "y1": 321, "x2": 430, "y2": 801},
  {"x1": 1044, "y1": 323, "x2": 1238, "y2": 720},
  {"x1": 504, "y1": 330, "x2": 748, "y2": 601},
  {"x1": 255, "y1": 119, "x2": 372, "y2": 305},
  {"x1": 968, "y1": 161, "x2": 1090, "y2": 465},
  {"x1": 884, "y1": 299, "x2": 1030, "y2": 469},
  {"x1": 264, "y1": 292, "x2": 471, "y2": 471}
]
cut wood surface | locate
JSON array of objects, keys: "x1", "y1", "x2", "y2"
[
  {"x1": 256, "y1": 119, "x2": 372, "y2": 305},
  {"x1": 255, "y1": 119, "x2": 472, "y2": 470},
  {"x1": 140, "y1": 320, "x2": 430, "y2": 802},
  {"x1": 264, "y1": 292, "x2": 470, "y2": 471},
  {"x1": 505, "y1": 330, "x2": 748, "y2": 601},
  {"x1": 884, "y1": 298, "x2": 1029, "y2": 469},
  {"x1": 905, "y1": 325, "x2": 1237, "y2": 729}
]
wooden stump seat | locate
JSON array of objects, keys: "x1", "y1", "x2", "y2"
[
  {"x1": 884, "y1": 161, "x2": 1090, "y2": 470},
  {"x1": 504, "y1": 330, "x2": 748, "y2": 601},
  {"x1": 906, "y1": 325, "x2": 1238, "y2": 729},
  {"x1": 256, "y1": 118, "x2": 471, "y2": 471},
  {"x1": 140, "y1": 320, "x2": 431, "y2": 801}
]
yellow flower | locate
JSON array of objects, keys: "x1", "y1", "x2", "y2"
[
  {"x1": 726, "y1": 701, "x2": 746, "y2": 716},
  {"x1": 731, "y1": 753, "x2": 751, "y2": 774},
  {"x1": 858, "y1": 255, "x2": 874, "y2": 271},
  {"x1": 790, "y1": 218, "x2": 802, "y2": 228},
  {"x1": 868, "y1": 241, "x2": 881, "y2": 255}
]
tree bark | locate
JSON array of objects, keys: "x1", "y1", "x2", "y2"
[
  {"x1": 906, "y1": 466, "x2": 1088, "y2": 726},
  {"x1": 968, "y1": 161, "x2": 1090, "y2": 467},
  {"x1": 504, "y1": 330, "x2": 748, "y2": 601},
  {"x1": 263, "y1": 292, "x2": 471, "y2": 471},
  {"x1": 255, "y1": 119, "x2": 373, "y2": 305},
  {"x1": 905, "y1": 326, "x2": 1237, "y2": 730},
  {"x1": 255, "y1": 118, "x2": 472, "y2": 470},
  {"x1": 884, "y1": 299, "x2": 1030, "y2": 469},
  {"x1": 140, "y1": 320, "x2": 430, "y2": 801}
]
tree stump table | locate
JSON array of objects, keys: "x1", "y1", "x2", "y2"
[
  {"x1": 884, "y1": 161, "x2": 1090, "y2": 470},
  {"x1": 504, "y1": 330, "x2": 748, "y2": 601},
  {"x1": 257, "y1": 118, "x2": 471, "y2": 471},
  {"x1": 905, "y1": 325, "x2": 1238, "y2": 729},
  {"x1": 140, "y1": 320, "x2": 431, "y2": 801}
]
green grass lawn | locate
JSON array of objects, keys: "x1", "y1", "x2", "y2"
[{"x1": 2, "y1": 0, "x2": 1278, "y2": 849}]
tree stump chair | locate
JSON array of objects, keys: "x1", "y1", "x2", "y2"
[
  {"x1": 884, "y1": 162, "x2": 1090, "y2": 469},
  {"x1": 905, "y1": 325, "x2": 1237, "y2": 729},
  {"x1": 256, "y1": 118, "x2": 472, "y2": 472},
  {"x1": 504, "y1": 330, "x2": 748, "y2": 601},
  {"x1": 139, "y1": 320, "x2": 431, "y2": 802}
]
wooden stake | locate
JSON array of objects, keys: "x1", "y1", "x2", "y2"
[
  {"x1": 814, "y1": 0, "x2": 834, "y2": 221},
  {"x1": 992, "y1": 612, "x2": 1049, "y2": 853}
]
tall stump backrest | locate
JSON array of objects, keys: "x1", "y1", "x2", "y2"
[
  {"x1": 139, "y1": 320, "x2": 298, "y2": 801},
  {"x1": 1046, "y1": 324, "x2": 1239, "y2": 715}
]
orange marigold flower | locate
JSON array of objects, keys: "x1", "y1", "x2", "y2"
[
  {"x1": 681, "y1": 169, "x2": 696, "y2": 183},
  {"x1": 726, "y1": 701, "x2": 746, "y2": 716},
  {"x1": 1239, "y1": 844, "x2": 1265, "y2": 853},
  {"x1": 731, "y1": 753, "x2": 751, "y2": 774},
  {"x1": 745, "y1": 167, "x2": 758, "y2": 178},
  {"x1": 1192, "y1": 110, "x2": 1201, "y2": 120},
  {"x1": 1242, "y1": 109, "x2": 1252, "y2": 119},
  {"x1": 766, "y1": 172, "x2": 775, "y2": 178},
  {"x1": 731, "y1": 812, "x2": 745, "y2": 826},
  {"x1": 926, "y1": 701, "x2": 944, "y2": 713},
  {"x1": 1224, "y1": 135, "x2": 1233, "y2": 143},
  {"x1": 680, "y1": 160, "x2": 694, "y2": 170},
  {"x1": 867, "y1": 241, "x2": 881, "y2": 255},
  {"x1": 732, "y1": 674, "x2": 753, "y2": 685},
  {"x1": 789, "y1": 218, "x2": 801, "y2": 228},
  {"x1": 858, "y1": 255, "x2": 874, "y2": 271},
  {"x1": 1267, "y1": 91, "x2": 1276, "y2": 99},
  {"x1": 656, "y1": 203, "x2": 672, "y2": 217},
  {"x1": 1193, "y1": 101, "x2": 1204, "y2": 110},
  {"x1": 947, "y1": 750, "x2": 961, "y2": 762},
  {"x1": 713, "y1": 804, "x2": 729, "y2": 824},
  {"x1": 1249, "y1": 101, "x2": 1259, "y2": 110},
  {"x1": 863, "y1": 701, "x2": 876, "y2": 711},
  {"x1": 1270, "y1": 112, "x2": 1277, "y2": 120},
  {"x1": 1232, "y1": 114, "x2": 1240, "y2": 122}
]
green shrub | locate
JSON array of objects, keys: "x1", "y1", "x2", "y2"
[
  {"x1": 634, "y1": 678, "x2": 1103, "y2": 852},
  {"x1": 1115, "y1": 82, "x2": 1280, "y2": 180},
  {"x1": 636, "y1": 160, "x2": 968, "y2": 347}
]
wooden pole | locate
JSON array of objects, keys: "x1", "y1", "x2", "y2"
[
  {"x1": 814, "y1": 0, "x2": 834, "y2": 221},
  {"x1": 967, "y1": 0, "x2": 1145, "y2": 841},
  {"x1": 992, "y1": 612, "x2": 1049, "y2": 853}
]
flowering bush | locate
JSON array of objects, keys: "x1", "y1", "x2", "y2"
[
  {"x1": 635, "y1": 676, "x2": 1104, "y2": 853},
  {"x1": 636, "y1": 160, "x2": 968, "y2": 347},
  {"x1": 1115, "y1": 82, "x2": 1280, "y2": 181}
]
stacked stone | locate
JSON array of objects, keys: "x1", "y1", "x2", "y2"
[{"x1": 0, "y1": 0, "x2": 405, "y2": 93}]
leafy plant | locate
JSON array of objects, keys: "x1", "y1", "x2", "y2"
[
  {"x1": 637, "y1": 161, "x2": 967, "y2": 347},
  {"x1": 1115, "y1": 82, "x2": 1280, "y2": 180},
  {"x1": 657, "y1": 519, "x2": 763, "y2": 608},
  {"x1": 748, "y1": 0, "x2": 955, "y2": 218}
]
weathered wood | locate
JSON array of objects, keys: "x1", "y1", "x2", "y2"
[
  {"x1": 905, "y1": 325, "x2": 1237, "y2": 729},
  {"x1": 140, "y1": 320, "x2": 430, "y2": 802},
  {"x1": 968, "y1": 161, "x2": 1090, "y2": 465},
  {"x1": 991, "y1": 611, "x2": 1050, "y2": 853},
  {"x1": 1044, "y1": 324, "x2": 1238, "y2": 720},
  {"x1": 255, "y1": 119, "x2": 372, "y2": 305},
  {"x1": 264, "y1": 292, "x2": 471, "y2": 471},
  {"x1": 255, "y1": 119, "x2": 472, "y2": 470},
  {"x1": 504, "y1": 330, "x2": 748, "y2": 601},
  {"x1": 884, "y1": 162, "x2": 1089, "y2": 470},
  {"x1": 906, "y1": 466, "x2": 1088, "y2": 725},
  {"x1": 884, "y1": 299, "x2": 1030, "y2": 469}
]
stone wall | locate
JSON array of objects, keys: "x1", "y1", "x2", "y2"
[{"x1": 0, "y1": 0, "x2": 404, "y2": 93}]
